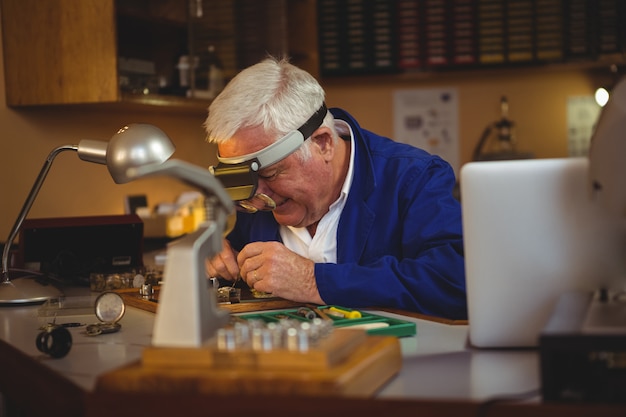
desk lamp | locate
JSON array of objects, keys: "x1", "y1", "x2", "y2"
[
  {"x1": 1, "y1": 123, "x2": 234, "y2": 346},
  {"x1": 0, "y1": 124, "x2": 176, "y2": 305}
]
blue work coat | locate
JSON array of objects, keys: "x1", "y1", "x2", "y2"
[{"x1": 227, "y1": 108, "x2": 467, "y2": 320}]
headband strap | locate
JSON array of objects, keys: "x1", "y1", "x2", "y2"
[{"x1": 217, "y1": 103, "x2": 328, "y2": 169}]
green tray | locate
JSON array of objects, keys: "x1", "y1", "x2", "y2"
[{"x1": 239, "y1": 305, "x2": 416, "y2": 338}]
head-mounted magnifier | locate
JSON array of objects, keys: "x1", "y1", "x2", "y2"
[{"x1": 210, "y1": 103, "x2": 327, "y2": 212}]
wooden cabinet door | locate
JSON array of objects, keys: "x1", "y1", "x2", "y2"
[{"x1": 1, "y1": 0, "x2": 119, "y2": 106}]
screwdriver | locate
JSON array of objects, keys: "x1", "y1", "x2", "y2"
[{"x1": 328, "y1": 307, "x2": 362, "y2": 319}]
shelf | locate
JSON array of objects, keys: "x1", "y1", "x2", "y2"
[
  {"x1": 319, "y1": 55, "x2": 626, "y2": 87},
  {"x1": 80, "y1": 93, "x2": 211, "y2": 115},
  {"x1": 121, "y1": 92, "x2": 209, "y2": 110}
]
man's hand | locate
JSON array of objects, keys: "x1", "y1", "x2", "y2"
[
  {"x1": 237, "y1": 241, "x2": 324, "y2": 304},
  {"x1": 205, "y1": 238, "x2": 240, "y2": 281}
]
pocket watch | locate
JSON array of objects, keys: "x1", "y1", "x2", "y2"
[{"x1": 85, "y1": 291, "x2": 126, "y2": 336}]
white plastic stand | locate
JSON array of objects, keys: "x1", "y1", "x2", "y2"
[
  {"x1": 125, "y1": 159, "x2": 234, "y2": 348},
  {"x1": 152, "y1": 221, "x2": 229, "y2": 347}
]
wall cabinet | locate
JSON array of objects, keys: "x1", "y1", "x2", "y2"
[
  {"x1": 2, "y1": 0, "x2": 624, "y2": 111},
  {"x1": 1, "y1": 0, "x2": 119, "y2": 106},
  {"x1": 0, "y1": 0, "x2": 317, "y2": 108}
]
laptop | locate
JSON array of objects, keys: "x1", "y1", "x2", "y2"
[{"x1": 460, "y1": 157, "x2": 626, "y2": 348}]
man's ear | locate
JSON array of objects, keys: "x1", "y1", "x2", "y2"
[{"x1": 310, "y1": 127, "x2": 335, "y2": 161}]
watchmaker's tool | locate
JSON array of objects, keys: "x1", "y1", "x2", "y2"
[
  {"x1": 295, "y1": 306, "x2": 317, "y2": 320},
  {"x1": 328, "y1": 306, "x2": 362, "y2": 319},
  {"x1": 307, "y1": 304, "x2": 332, "y2": 321},
  {"x1": 36, "y1": 315, "x2": 73, "y2": 358},
  {"x1": 239, "y1": 306, "x2": 416, "y2": 338}
]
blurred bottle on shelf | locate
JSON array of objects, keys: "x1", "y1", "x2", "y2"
[{"x1": 207, "y1": 45, "x2": 224, "y2": 99}]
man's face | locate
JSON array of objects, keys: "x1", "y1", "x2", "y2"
[{"x1": 218, "y1": 125, "x2": 333, "y2": 228}]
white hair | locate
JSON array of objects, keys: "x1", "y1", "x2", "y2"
[{"x1": 204, "y1": 57, "x2": 338, "y2": 161}]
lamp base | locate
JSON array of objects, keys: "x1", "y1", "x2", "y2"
[{"x1": 0, "y1": 276, "x2": 63, "y2": 305}]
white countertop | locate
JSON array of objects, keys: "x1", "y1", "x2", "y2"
[{"x1": 0, "y1": 296, "x2": 540, "y2": 403}]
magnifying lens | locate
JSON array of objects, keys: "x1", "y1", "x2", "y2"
[{"x1": 210, "y1": 103, "x2": 327, "y2": 213}]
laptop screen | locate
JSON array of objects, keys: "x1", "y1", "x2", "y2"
[{"x1": 460, "y1": 157, "x2": 626, "y2": 348}]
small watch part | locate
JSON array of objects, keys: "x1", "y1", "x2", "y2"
[
  {"x1": 133, "y1": 273, "x2": 146, "y2": 288},
  {"x1": 140, "y1": 283, "x2": 154, "y2": 298},
  {"x1": 215, "y1": 318, "x2": 333, "y2": 352},
  {"x1": 85, "y1": 292, "x2": 125, "y2": 337}
]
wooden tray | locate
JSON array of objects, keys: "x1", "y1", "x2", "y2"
[{"x1": 95, "y1": 329, "x2": 402, "y2": 397}]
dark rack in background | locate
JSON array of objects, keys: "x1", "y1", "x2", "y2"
[{"x1": 317, "y1": 0, "x2": 626, "y2": 77}]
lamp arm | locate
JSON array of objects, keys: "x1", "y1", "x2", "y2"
[
  {"x1": 2, "y1": 145, "x2": 78, "y2": 282},
  {"x1": 126, "y1": 159, "x2": 234, "y2": 213}
]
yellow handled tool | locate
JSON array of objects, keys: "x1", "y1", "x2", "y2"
[{"x1": 328, "y1": 307, "x2": 362, "y2": 319}]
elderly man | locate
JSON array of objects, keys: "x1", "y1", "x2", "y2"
[{"x1": 204, "y1": 57, "x2": 467, "y2": 319}]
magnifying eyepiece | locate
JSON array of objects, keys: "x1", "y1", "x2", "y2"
[
  {"x1": 211, "y1": 160, "x2": 260, "y2": 202},
  {"x1": 210, "y1": 160, "x2": 277, "y2": 213},
  {"x1": 209, "y1": 103, "x2": 327, "y2": 213},
  {"x1": 236, "y1": 193, "x2": 276, "y2": 213}
]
